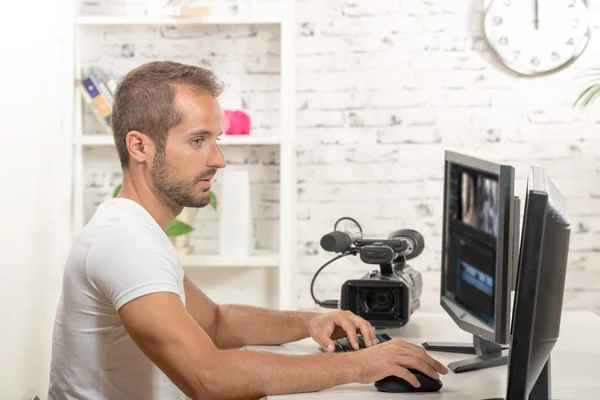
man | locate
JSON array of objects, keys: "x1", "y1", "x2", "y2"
[{"x1": 48, "y1": 61, "x2": 447, "y2": 400}]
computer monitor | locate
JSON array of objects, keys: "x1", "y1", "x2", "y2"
[
  {"x1": 502, "y1": 166, "x2": 571, "y2": 400},
  {"x1": 423, "y1": 150, "x2": 520, "y2": 373}
]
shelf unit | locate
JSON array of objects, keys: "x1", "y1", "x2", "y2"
[{"x1": 69, "y1": 0, "x2": 297, "y2": 310}]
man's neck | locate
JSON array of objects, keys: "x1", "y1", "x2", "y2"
[{"x1": 117, "y1": 170, "x2": 182, "y2": 232}]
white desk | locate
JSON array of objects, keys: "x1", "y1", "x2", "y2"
[{"x1": 247, "y1": 311, "x2": 599, "y2": 400}]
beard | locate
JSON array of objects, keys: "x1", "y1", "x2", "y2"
[{"x1": 151, "y1": 151, "x2": 215, "y2": 209}]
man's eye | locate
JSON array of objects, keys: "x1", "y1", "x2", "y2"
[{"x1": 192, "y1": 138, "x2": 204, "y2": 145}]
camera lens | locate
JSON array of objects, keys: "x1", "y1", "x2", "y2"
[{"x1": 364, "y1": 289, "x2": 395, "y2": 312}]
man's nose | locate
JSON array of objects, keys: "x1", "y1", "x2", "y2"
[{"x1": 208, "y1": 142, "x2": 226, "y2": 168}]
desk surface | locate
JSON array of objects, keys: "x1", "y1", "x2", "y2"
[{"x1": 246, "y1": 310, "x2": 599, "y2": 400}]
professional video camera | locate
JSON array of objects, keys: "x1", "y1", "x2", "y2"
[{"x1": 310, "y1": 217, "x2": 424, "y2": 329}]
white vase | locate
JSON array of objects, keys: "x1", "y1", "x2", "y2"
[{"x1": 219, "y1": 169, "x2": 253, "y2": 257}]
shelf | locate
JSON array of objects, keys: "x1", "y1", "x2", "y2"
[
  {"x1": 180, "y1": 252, "x2": 279, "y2": 268},
  {"x1": 74, "y1": 134, "x2": 280, "y2": 146},
  {"x1": 75, "y1": 14, "x2": 282, "y2": 26}
]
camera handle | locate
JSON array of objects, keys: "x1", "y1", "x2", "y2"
[
  {"x1": 385, "y1": 253, "x2": 409, "y2": 274},
  {"x1": 380, "y1": 263, "x2": 394, "y2": 275}
]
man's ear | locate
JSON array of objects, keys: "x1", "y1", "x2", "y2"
[{"x1": 126, "y1": 130, "x2": 155, "y2": 165}]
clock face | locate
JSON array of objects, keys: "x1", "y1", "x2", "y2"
[{"x1": 484, "y1": 0, "x2": 591, "y2": 75}]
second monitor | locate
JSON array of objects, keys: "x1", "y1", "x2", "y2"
[{"x1": 423, "y1": 150, "x2": 520, "y2": 373}]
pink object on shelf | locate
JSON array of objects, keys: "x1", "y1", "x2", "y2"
[{"x1": 222, "y1": 110, "x2": 251, "y2": 135}]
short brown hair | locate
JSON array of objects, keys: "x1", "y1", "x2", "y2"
[{"x1": 111, "y1": 61, "x2": 224, "y2": 168}]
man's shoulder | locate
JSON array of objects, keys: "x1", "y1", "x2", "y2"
[
  {"x1": 81, "y1": 200, "x2": 174, "y2": 260},
  {"x1": 79, "y1": 202, "x2": 182, "y2": 302},
  {"x1": 89, "y1": 219, "x2": 160, "y2": 247}
]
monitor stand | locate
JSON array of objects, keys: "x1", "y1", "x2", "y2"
[
  {"x1": 481, "y1": 357, "x2": 551, "y2": 400},
  {"x1": 422, "y1": 335, "x2": 508, "y2": 373},
  {"x1": 528, "y1": 357, "x2": 551, "y2": 400}
]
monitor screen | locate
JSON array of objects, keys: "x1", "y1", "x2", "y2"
[{"x1": 443, "y1": 163, "x2": 500, "y2": 327}]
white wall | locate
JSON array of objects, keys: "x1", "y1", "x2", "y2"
[
  {"x1": 0, "y1": 1, "x2": 72, "y2": 399},
  {"x1": 293, "y1": 0, "x2": 600, "y2": 315}
]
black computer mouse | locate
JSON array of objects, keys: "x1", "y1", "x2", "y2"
[{"x1": 374, "y1": 369, "x2": 443, "y2": 393}]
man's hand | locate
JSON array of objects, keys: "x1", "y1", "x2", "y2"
[
  {"x1": 350, "y1": 337, "x2": 449, "y2": 388},
  {"x1": 308, "y1": 310, "x2": 378, "y2": 352}
]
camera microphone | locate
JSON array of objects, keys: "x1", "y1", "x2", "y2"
[{"x1": 320, "y1": 231, "x2": 363, "y2": 253}]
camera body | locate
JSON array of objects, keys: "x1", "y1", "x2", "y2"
[
  {"x1": 319, "y1": 227, "x2": 425, "y2": 329},
  {"x1": 341, "y1": 262, "x2": 423, "y2": 329}
]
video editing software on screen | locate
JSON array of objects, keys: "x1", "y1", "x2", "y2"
[{"x1": 444, "y1": 164, "x2": 499, "y2": 327}]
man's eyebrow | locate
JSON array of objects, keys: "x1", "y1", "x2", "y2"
[{"x1": 186, "y1": 129, "x2": 214, "y2": 137}]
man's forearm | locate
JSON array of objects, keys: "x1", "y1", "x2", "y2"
[
  {"x1": 194, "y1": 348, "x2": 358, "y2": 400},
  {"x1": 214, "y1": 304, "x2": 319, "y2": 348}
]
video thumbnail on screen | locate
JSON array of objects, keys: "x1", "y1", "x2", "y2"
[{"x1": 457, "y1": 170, "x2": 499, "y2": 237}]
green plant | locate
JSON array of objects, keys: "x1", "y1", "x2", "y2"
[
  {"x1": 112, "y1": 184, "x2": 217, "y2": 237},
  {"x1": 574, "y1": 68, "x2": 600, "y2": 109}
]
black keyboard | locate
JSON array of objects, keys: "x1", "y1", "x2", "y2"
[{"x1": 319, "y1": 333, "x2": 393, "y2": 352}]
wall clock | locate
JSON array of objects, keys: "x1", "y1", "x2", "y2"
[{"x1": 483, "y1": 0, "x2": 592, "y2": 76}]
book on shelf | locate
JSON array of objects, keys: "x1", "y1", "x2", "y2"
[{"x1": 78, "y1": 66, "x2": 118, "y2": 135}]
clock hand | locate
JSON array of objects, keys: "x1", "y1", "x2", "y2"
[{"x1": 534, "y1": 0, "x2": 539, "y2": 29}]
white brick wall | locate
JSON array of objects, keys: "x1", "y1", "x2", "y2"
[
  {"x1": 79, "y1": 0, "x2": 600, "y2": 315},
  {"x1": 294, "y1": 0, "x2": 600, "y2": 316}
]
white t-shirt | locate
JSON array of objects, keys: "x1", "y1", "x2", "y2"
[{"x1": 48, "y1": 198, "x2": 186, "y2": 400}]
